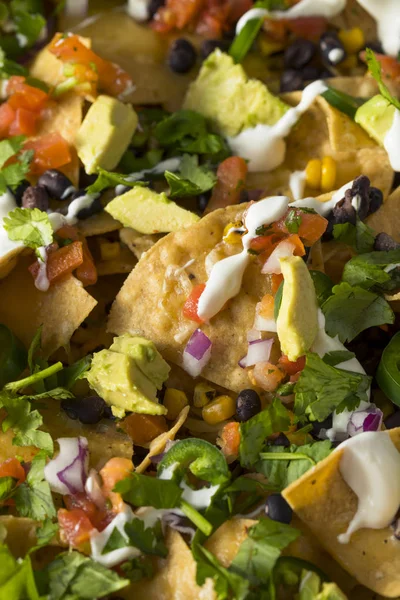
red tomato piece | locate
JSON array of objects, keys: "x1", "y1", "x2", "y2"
[
  {"x1": 205, "y1": 156, "x2": 248, "y2": 213},
  {"x1": 58, "y1": 507, "x2": 94, "y2": 548},
  {"x1": 9, "y1": 108, "x2": 39, "y2": 136},
  {"x1": 7, "y1": 77, "x2": 48, "y2": 112},
  {"x1": 286, "y1": 17, "x2": 327, "y2": 40},
  {"x1": 0, "y1": 102, "x2": 15, "y2": 138},
  {"x1": 182, "y1": 283, "x2": 206, "y2": 323},
  {"x1": 29, "y1": 241, "x2": 84, "y2": 285},
  {"x1": 218, "y1": 422, "x2": 241, "y2": 461},
  {"x1": 278, "y1": 354, "x2": 306, "y2": 375},
  {"x1": 24, "y1": 133, "x2": 72, "y2": 174},
  {"x1": 0, "y1": 457, "x2": 26, "y2": 484},
  {"x1": 75, "y1": 238, "x2": 98, "y2": 287}
]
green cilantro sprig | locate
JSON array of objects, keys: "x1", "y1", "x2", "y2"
[
  {"x1": 0, "y1": 136, "x2": 33, "y2": 194},
  {"x1": 365, "y1": 48, "x2": 400, "y2": 110},
  {"x1": 165, "y1": 154, "x2": 216, "y2": 198}
]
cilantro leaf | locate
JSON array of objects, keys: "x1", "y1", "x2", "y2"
[
  {"x1": 114, "y1": 472, "x2": 182, "y2": 509},
  {"x1": 0, "y1": 476, "x2": 18, "y2": 502},
  {"x1": 342, "y1": 249, "x2": 400, "y2": 291},
  {"x1": 14, "y1": 450, "x2": 55, "y2": 521},
  {"x1": 0, "y1": 136, "x2": 26, "y2": 167},
  {"x1": 13, "y1": 9, "x2": 46, "y2": 47},
  {"x1": 294, "y1": 352, "x2": 371, "y2": 422},
  {"x1": 322, "y1": 282, "x2": 394, "y2": 342},
  {"x1": 230, "y1": 518, "x2": 300, "y2": 587},
  {"x1": 57, "y1": 355, "x2": 92, "y2": 390},
  {"x1": 3, "y1": 207, "x2": 53, "y2": 250},
  {"x1": 365, "y1": 48, "x2": 400, "y2": 110},
  {"x1": 239, "y1": 399, "x2": 291, "y2": 468},
  {"x1": 124, "y1": 518, "x2": 167, "y2": 557},
  {"x1": 193, "y1": 544, "x2": 249, "y2": 600},
  {"x1": 120, "y1": 556, "x2": 154, "y2": 583},
  {"x1": 155, "y1": 110, "x2": 208, "y2": 145},
  {"x1": 0, "y1": 544, "x2": 39, "y2": 599},
  {"x1": 85, "y1": 167, "x2": 146, "y2": 195},
  {"x1": 322, "y1": 350, "x2": 355, "y2": 367},
  {"x1": 0, "y1": 137, "x2": 33, "y2": 194},
  {"x1": 45, "y1": 551, "x2": 129, "y2": 600},
  {"x1": 165, "y1": 154, "x2": 216, "y2": 198},
  {"x1": 32, "y1": 519, "x2": 59, "y2": 550},
  {"x1": 285, "y1": 209, "x2": 301, "y2": 234},
  {"x1": 333, "y1": 218, "x2": 375, "y2": 254},
  {"x1": 0, "y1": 392, "x2": 53, "y2": 454}
]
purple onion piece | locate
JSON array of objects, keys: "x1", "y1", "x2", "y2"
[
  {"x1": 57, "y1": 437, "x2": 89, "y2": 495},
  {"x1": 183, "y1": 329, "x2": 212, "y2": 377},
  {"x1": 162, "y1": 512, "x2": 195, "y2": 542}
]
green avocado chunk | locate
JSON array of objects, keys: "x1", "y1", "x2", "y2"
[
  {"x1": 86, "y1": 336, "x2": 170, "y2": 417},
  {"x1": 75, "y1": 95, "x2": 138, "y2": 174},
  {"x1": 110, "y1": 335, "x2": 170, "y2": 390},
  {"x1": 354, "y1": 94, "x2": 395, "y2": 146},
  {"x1": 105, "y1": 186, "x2": 199, "y2": 234},
  {"x1": 276, "y1": 256, "x2": 319, "y2": 362},
  {"x1": 299, "y1": 571, "x2": 347, "y2": 600},
  {"x1": 183, "y1": 49, "x2": 289, "y2": 137}
]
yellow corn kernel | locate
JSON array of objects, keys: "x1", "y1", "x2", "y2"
[
  {"x1": 339, "y1": 54, "x2": 358, "y2": 70},
  {"x1": 305, "y1": 158, "x2": 322, "y2": 190},
  {"x1": 164, "y1": 388, "x2": 188, "y2": 421},
  {"x1": 193, "y1": 382, "x2": 216, "y2": 408},
  {"x1": 258, "y1": 35, "x2": 285, "y2": 57},
  {"x1": 320, "y1": 156, "x2": 337, "y2": 193},
  {"x1": 223, "y1": 221, "x2": 244, "y2": 245},
  {"x1": 100, "y1": 241, "x2": 121, "y2": 261},
  {"x1": 202, "y1": 395, "x2": 236, "y2": 425},
  {"x1": 338, "y1": 27, "x2": 365, "y2": 55}
]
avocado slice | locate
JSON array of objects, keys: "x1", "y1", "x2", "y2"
[
  {"x1": 110, "y1": 334, "x2": 170, "y2": 390},
  {"x1": 276, "y1": 256, "x2": 318, "y2": 361},
  {"x1": 105, "y1": 186, "x2": 199, "y2": 234},
  {"x1": 354, "y1": 94, "x2": 395, "y2": 146},
  {"x1": 75, "y1": 95, "x2": 138, "y2": 174},
  {"x1": 86, "y1": 349, "x2": 167, "y2": 418},
  {"x1": 183, "y1": 49, "x2": 289, "y2": 137}
]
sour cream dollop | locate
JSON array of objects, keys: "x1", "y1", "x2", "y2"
[
  {"x1": 384, "y1": 109, "x2": 400, "y2": 172},
  {"x1": 338, "y1": 431, "x2": 400, "y2": 543},
  {"x1": 0, "y1": 190, "x2": 22, "y2": 259}
]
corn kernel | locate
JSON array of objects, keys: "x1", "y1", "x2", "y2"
[
  {"x1": 223, "y1": 221, "x2": 244, "y2": 245},
  {"x1": 100, "y1": 241, "x2": 121, "y2": 261},
  {"x1": 338, "y1": 27, "x2": 365, "y2": 55},
  {"x1": 202, "y1": 395, "x2": 236, "y2": 425},
  {"x1": 258, "y1": 35, "x2": 285, "y2": 57},
  {"x1": 164, "y1": 388, "x2": 188, "y2": 421},
  {"x1": 305, "y1": 158, "x2": 322, "y2": 190},
  {"x1": 193, "y1": 382, "x2": 216, "y2": 408},
  {"x1": 339, "y1": 54, "x2": 358, "y2": 70},
  {"x1": 320, "y1": 156, "x2": 337, "y2": 193}
]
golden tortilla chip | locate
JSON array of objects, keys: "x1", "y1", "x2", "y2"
[
  {"x1": 367, "y1": 186, "x2": 400, "y2": 243},
  {"x1": 96, "y1": 246, "x2": 137, "y2": 276},
  {"x1": 119, "y1": 227, "x2": 159, "y2": 261},
  {"x1": 0, "y1": 255, "x2": 97, "y2": 357},
  {"x1": 282, "y1": 428, "x2": 400, "y2": 597},
  {"x1": 78, "y1": 212, "x2": 121, "y2": 237}
]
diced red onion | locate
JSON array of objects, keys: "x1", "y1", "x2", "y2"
[
  {"x1": 182, "y1": 329, "x2": 212, "y2": 377},
  {"x1": 65, "y1": 0, "x2": 89, "y2": 18},
  {"x1": 162, "y1": 511, "x2": 195, "y2": 542},
  {"x1": 347, "y1": 405, "x2": 383, "y2": 437},
  {"x1": 261, "y1": 240, "x2": 295, "y2": 275},
  {"x1": 254, "y1": 313, "x2": 277, "y2": 332},
  {"x1": 239, "y1": 338, "x2": 274, "y2": 368},
  {"x1": 44, "y1": 437, "x2": 89, "y2": 495},
  {"x1": 85, "y1": 469, "x2": 105, "y2": 509}
]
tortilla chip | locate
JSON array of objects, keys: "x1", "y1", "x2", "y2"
[
  {"x1": 96, "y1": 246, "x2": 137, "y2": 276},
  {"x1": 0, "y1": 516, "x2": 40, "y2": 558},
  {"x1": 30, "y1": 34, "x2": 91, "y2": 88},
  {"x1": 108, "y1": 203, "x2": 272, "y2": 393},
  {"x1": 330, "y1": 0, "x2": 377, "y2": 43},
  {"x1": 282, "y1": 428, "x2": 400, "y2": 597},
  {"x1": 325, "y1": 76, "x2": 379, "y2": 99},
  {"x1": 120, "y1": 227, "x2": 159, "y2": 261},
  {"x1": 0, "y1": 255, "x2": 97, "y2": 357},
  {"x1": 78, "y1": 212, "x2": 121, "y2": 237},
  {"x1": 367, "y1": 186, "x2": 400, "y2": 242}
]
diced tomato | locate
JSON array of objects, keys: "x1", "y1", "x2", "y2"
[
  {"x1": 6, "y1": 76, "x2": 26, "y2": 93},
  {"x1": 29, "y1": 241, "x2": 84, "y2": 286},
  {"x1": 258, "y1": 293, "x2": 275, "y2": 319},
  {"x1": 121, "y1": 413, "x2": 168, "y2": 446},
  {"x1": 205, "y1": 157, "x2": 248, "y2": 214},
  {"x1": 58, "y1": 507, "x2": 94, "y2": 549},
  {"x1": 9, "y1": 108, "x2": 39, "y2": 136},
  {"x1": 285, "y1": 233, "x2": 305, "y2": 256},
  {"x1": 278, "y1": 354, "x2": 306, "y2": 376},
  {"x1": 0, "y1": 457, "x2": 26, "y2": 484},
  {"x1": 24, "y1": 133, "x2": 72, "y2": 174},
  {"x1": 286, "y1": 17, "x2": 327, "y2": 40},
  {"x1": 7, "y1": 77, "x2": 49, "y2": 112},
  {"x1": 250, "y1": 233, "x2": 284, "y2": 255},
  {"x1": 100, "y1": 457, "x2": 134, "y2": 512},
  {"x1": 0, "y1": 102, "x2": 15, "y2": 138},
  {"x1": 360, "y1": 51, "x2": 400, "y2": 83},
  {"x1": 218, "y1": 421, "x2": 241, "y2": 461},
  {"x1": 271, "y1": 273, "x2": 283, "y2": 295},
  {"x1": 64, "y1": 492, "x2": 110, "y2": 531},
  {"x1": 48, "y1": 34, "x2": 133, "y2": 97},
  {"x1": 75, "y1": 238, "x2": 98, "y2": 287},
  {"x1": 182, "y1": 283, "x2": 206, "y2": 323},
  {"x1": 251, "y1": 361, "x2": 285, "y2": 392},
  {"x1": 297, "y1": 212, "x2": 328, "y2": 246}
]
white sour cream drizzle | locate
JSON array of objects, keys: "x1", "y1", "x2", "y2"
[
  {"x1": 337, "y1": 431, "x2": 400, "y2": 543},
  {"x1": 289, "y1": 170, "x2": 306, "y2": 201},
  {"x1": 236, "y1": 0, "x2": 346, "y2": 35},
  {"x1": 356, "y1": 0, "x2": 400, "y2": 57},
  {"x1": 35, "y1": 246, "x2": 50, "y2": 292},
  {"x1": 290, "y1": 180, "x2": 354, "y2": 217},
  {"x1": 384, "y1": 109, "x2": 400, "y2": 171},
  {"x1": 48, "y1": 193, "x2": 98, "y2": 232},
  {"x1": 197, "y1": 196, "x2": 289, "y2": 321},
  {"x1": 158, "y1": 461, "x2": 220, "y2": 510},
  {"x1": 0, "y1": 190, "x2": 22, "y2": 259},
  {"x1": 227, "y1": 80, "x2": 327, "y2": 172},
  {"x1": 90, "y1": 505, "x2": 140, "y2": 567},
  {"x1": 115, "y1": 157, "x2": 182, "y2": 195}
]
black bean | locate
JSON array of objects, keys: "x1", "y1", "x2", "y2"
[
  {"x1": 236, "y1": 389, "x2": 261, "y2": 422},
  {"x1": 300, "y1": 65, "x2": 322, "y2": 82},
  {"x1": 265, "y1": 493, "x2": 293, "y2": 524},
  {"x1": 11, "y1": 179, "x2": 30, "y2": 206},
  {"x1": 374, "y1": 232, "x2": 400, "y2": 251},
  {"x1": 79, "y1": 170, "x2": 97, "y2": 189},
  {"x1": 132, "y1": 444, "x2": 148, "y2": 467},
  {"x1": 332, "y1": 191, "x2": 357, "y2": 225},
  {"x1": 38, "y1": 169, "x2": 75, "y2": 201},
  {"x1": 320, "y1": 68, "x2": 334, "y2": 79},
  {"x1": 280, "y1": 69, "x2": 304, "y2": 92},
  {"x1": 368, "y1": 187, "x2": 383, "y2": 214},
  {"x1": 22, "y1": 185, "x2": 49, "y2": 211},
  {"x1": 272, "y1": 433, "x2": 291, "y2": 448},
  {"x1": 61, "y1": 395, "x2": 106, "y2": 425},
  {"x1": 73, "y1": 194, "x2": 103, "y2": 220},
  {"x1": 319, "y1": 31, "x2": 346, "y2": 65},
  {"x1": 168, "y1": 39, "x2": 197, "y2": 74},
  {"x1": 384, "y1": 410, "x2": 400, "y2": 430},
  {"x1": 351, "y1": 175, "x2": 371, "y2": 221},
  {"x1": 147, "y1": 0, "x2": 165, "y2": 20},
  {"x1": 197, "y1": 191, "x2": 211, "y2": 213},
  {"x1": 284, "y1": 38, "x2": 316, "y2": 69},
  {"x1": 311, "y1": 415, "x2": 332, "y2": 438},
  {"x1": 201, "y1": 39, "x2": 230, "y2": 60}
]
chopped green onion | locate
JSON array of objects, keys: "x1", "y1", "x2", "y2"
[
  {"x1": 259, "y1": 452, "x2": 316, "y2": 465},
  {"x1": 321, "y1": 87, "x2": 365, "y2": 120},
  {"x1": 229, "y1": 17, "x2": 264, "y2": 63},
  {"x1": 180, "y1": 499, "x2": 213, "y2": 536}
]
